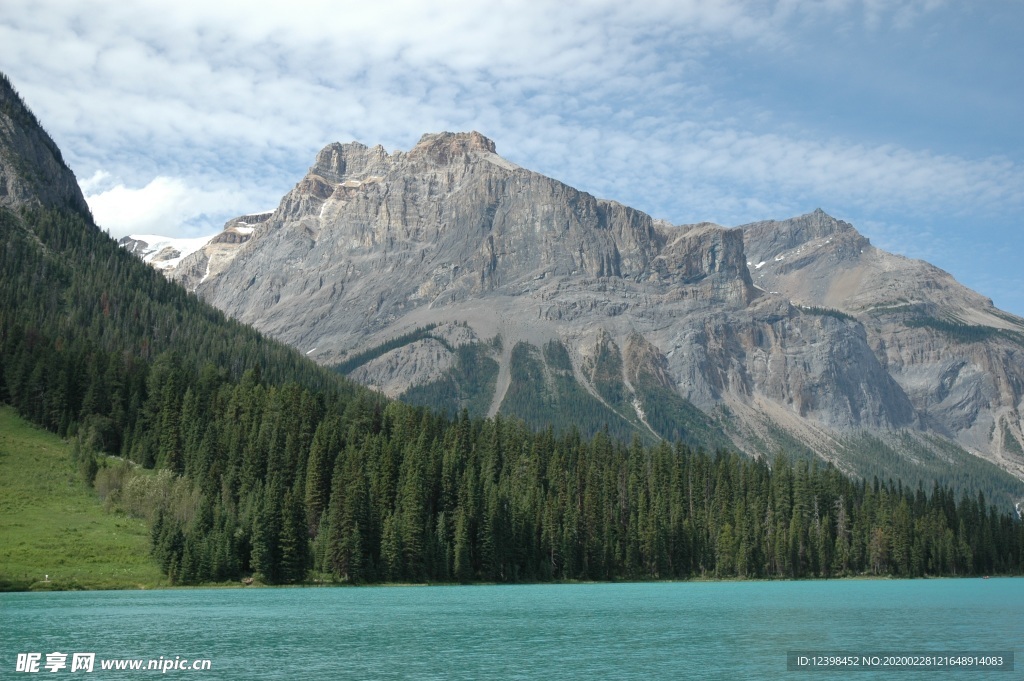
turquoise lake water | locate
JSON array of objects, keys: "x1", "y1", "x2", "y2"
[{"x1": 1, "y1": 579, "x2": 1020, "y2": 679}]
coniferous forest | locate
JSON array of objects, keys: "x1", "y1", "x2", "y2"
[{"x1": 3, "y1": 202, "x2": 1022, "y2": 585}]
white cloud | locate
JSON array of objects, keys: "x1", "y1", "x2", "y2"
[{"x1": 85, "y1": 174, "x2": 249, "y2": 239}]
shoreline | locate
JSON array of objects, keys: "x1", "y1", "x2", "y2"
[{"x1": 2, "y1": 572, "x2": 1012, "y2": 594}]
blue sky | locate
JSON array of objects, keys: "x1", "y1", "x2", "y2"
[{"x1": 2, "y1": 0, "x2": 1022, "y2": 315}]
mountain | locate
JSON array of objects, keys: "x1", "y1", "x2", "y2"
[
  {"x1": 3, "y1": 70, "x2": 1022, "y2": 587},
  {"x1": 134, "y1": 131, "x2": 1024, "y2": 490},
  {"x1": 741, "y1": 211, "x2": 1024, "y2": 463}
]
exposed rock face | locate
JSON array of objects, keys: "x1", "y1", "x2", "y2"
[
  {"x1": 199, "y1": 132, "x2": 757, "y2": 357},
  {"x1": 742, "y1": 210, "x2": 1024, "y2": 476},
  {"x1": 350, "y1": 338, "x2": 456, "y2": 396},
  {"x1": 118, "y1": 235, "x2": 154, "y2": 256},
  {"x1": 741, "y1": 209, "x2": 1000, "y2": 323},
  {"x1": 167, "y1": 217, "x2": 259, "y2": 291},
  {"x1": 138, "y1": 131, "x2": 1024, "y2": 482},
  {"x1": 0, "y1": 74, "x2": 91, "y2": 215}
]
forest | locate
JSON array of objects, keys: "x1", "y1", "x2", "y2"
[{"x1": 2, "y1": 202, "x2": 1023, "y2": 586}]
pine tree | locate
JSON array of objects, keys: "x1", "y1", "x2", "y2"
[
  {"x1": 279, "y1": 487, "x2": 309, "y2": 583},
  {"x1": 251, "y1": 481, "x2": 283, "y2": 583}
]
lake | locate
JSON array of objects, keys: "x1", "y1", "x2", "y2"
[{"x1": 2, "y1": 579, "x2": 1020, "y2": 679}]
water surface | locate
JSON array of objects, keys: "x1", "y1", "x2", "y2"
[{"x1": 2, "y1": 579, "x2": 1019, "y2": 679}]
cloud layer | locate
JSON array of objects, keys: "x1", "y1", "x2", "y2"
[{"x1": 80, "y1": 171, "x2": 248, "y2": 239}]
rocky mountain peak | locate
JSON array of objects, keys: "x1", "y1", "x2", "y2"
[
  {"x1": 311, "y1": 141, "x2": 392, "y2": 184},
  {"x1": 412, "y1": 131, "x2": 497, "y2": 159},
  {"x1": 742, "y1": 208, "x2": 864, "y2": 263},
  {"x1": 308, "y1": 131, "x2": 498, "y2": 186}
]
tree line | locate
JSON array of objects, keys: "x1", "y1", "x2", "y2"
[{"x1": 137, "y1": 382, "x2": 1021, "y2": 584}]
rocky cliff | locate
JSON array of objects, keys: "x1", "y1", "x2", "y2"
[
  {"x1": 742, "y1": 210, "x2": 1024, "y2": 477},
  {"x1": 143, "y1": 131, "x2": 1024, "y2": 484},
  {"x1": 0, "y1": 73, "x2": 90, "y2": 215}
]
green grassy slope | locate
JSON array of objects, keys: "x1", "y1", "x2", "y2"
[{"x1": 0, "y1": 407, "x2": 162, "y2": 590}]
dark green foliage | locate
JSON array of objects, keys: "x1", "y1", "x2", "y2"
[
  {"x1": 906, "y1": 316, "x2": 1001, "y2": 344},
  {"x1": 903, "y1": 315, "x2": 1024, "y2": 348},
  {"x1": 1003, "y1": 425, "x2": 1024, "y2": 457},
  {"x1": 1, "y1": 207, "x2": 356, "y2": 405},
  {"x1": 333, "y1": 324, "x2": 440, "y2": 375},
  {"x1": 587, "y1": 337, "x2": 627, "y2": 411},
  {"x1": 500, "y1": 341, "x2": 639, "y2": 442},
  {"x1": 401, "y1": 375, "x2": 461, "y2": 416},
  {"x1": 759, "y1": 419, "x2": 821, "y2": 464},
  {"x1": 542, "y1": 338, "x2": 574, "y2": 372},
  {"x1": 631, "y1": 363, "x2": 732, "y2": 452},
  {"x1": 797, "y1": 305, "x2": 856, "y2": 322},
  {"x1": 839, "y1": 432, "x2": 1024, "y2": 512},
  {"x1": 400, "y1": 342, "x2": 499, "y2": 419},
  {"x1": 73, "y1": 440, "x2": 98, "y2": 487},
  {"x1": 865, "y1": 302, "x2": 925, "y2": 317},
  {"x1": 500, "y1": 342, "x2": 546, "y2": 419},
  {"x1": 0, "y1": 198, "x2": 364, "y2": 584}
]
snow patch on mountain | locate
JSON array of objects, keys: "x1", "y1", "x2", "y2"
[{"x1": 119, "y1": 233, "x2": 217, "y2": 270}]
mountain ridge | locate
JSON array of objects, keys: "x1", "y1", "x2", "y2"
[{"x1": 125, "y1": 131, "x2": 1024, "y2": 484}]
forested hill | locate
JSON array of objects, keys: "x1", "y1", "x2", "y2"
[
  {"x1": 1, "y1": 71, "x2": 1022, "y2": 585},
  {"x1": 0, "y1": 72, "x2": 360, "y2": 397}
]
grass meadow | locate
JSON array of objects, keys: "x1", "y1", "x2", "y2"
[{"x1": 0, "y1": 407, "x2": 163, "y2": 590}]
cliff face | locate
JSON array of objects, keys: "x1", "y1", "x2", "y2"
[
  {"x1": 742, "y1": 211, "x2": 1024, "y2": 477},
  {"x1": 142, "y1": 131, "x2": 1023, "y2": 482},
  {"x1": 197, "y1": 132, "x2": 761, "y2": 353},
  {"x1": 0, "y1": 74, "x2": 91, "y2": 216}
]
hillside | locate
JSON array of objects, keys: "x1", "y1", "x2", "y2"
[
  {"x1": 0, "y1": 407, "x2": 162, "y2": 591},
  {"x1": 741, "y1": 210, "x2": 1024, "y2": 467}
]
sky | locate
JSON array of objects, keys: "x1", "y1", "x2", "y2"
[{"x1": 2, "y1": 0, "x2": 1023, "y2": 315}]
